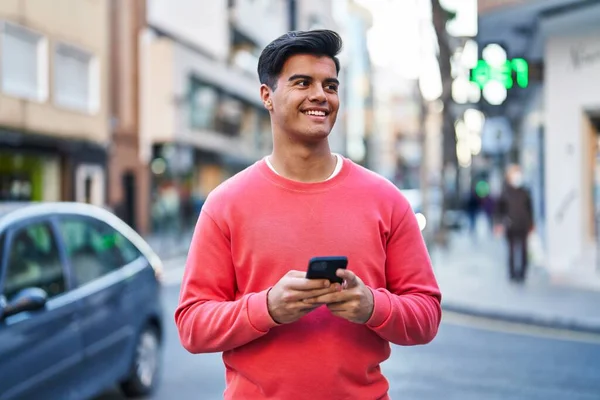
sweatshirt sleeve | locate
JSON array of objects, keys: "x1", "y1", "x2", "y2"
[
  {"x1": 174, "y1": 210, "x2": 278, "y2": 354},
  {"x1": 365, "y1": 203, "x2": 442, "y2": 345}
]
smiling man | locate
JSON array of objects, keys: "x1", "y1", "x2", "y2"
[{"x1": 175, "y1": 30, "x2": 442, "y2": 400}]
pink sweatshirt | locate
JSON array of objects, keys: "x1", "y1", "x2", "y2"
[{"x1": 175, "y1": 157, "x2": 442, "y2": 399}]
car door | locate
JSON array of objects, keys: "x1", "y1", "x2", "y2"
[
  {"x1": 0, "y1": 219, "x2": 84, "y2": 400},
  {"x1": 54, "y1": 215, "x2": 137, "y2": 387}
]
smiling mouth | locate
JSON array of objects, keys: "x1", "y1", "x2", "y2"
[{"x1": 303, "y1": 110, "x2": 329, "y2": 117}]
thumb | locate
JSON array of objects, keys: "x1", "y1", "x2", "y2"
[{"x1": 336, "y1": 268, "x2": 358, "y2": 288}]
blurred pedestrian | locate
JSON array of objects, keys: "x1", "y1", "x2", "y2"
[
  {"x1": 464, "y1": 187, "x2": 480, "y2": 236},
  {"x1": 481, "y1": 192, "x2": 496, "y2": 234},
  {"x1": 175, "y1": 30, "x2": 441, "y2": 400},
  {"x1": 494, "y1": 164, "x2": 534, "y2": 282}
]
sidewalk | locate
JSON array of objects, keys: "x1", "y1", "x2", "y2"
[{"x1": 431, "y1": 221, "x2": 600, "y2": 333}]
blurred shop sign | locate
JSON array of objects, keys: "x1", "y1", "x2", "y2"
[
  {"x1": 471, "y1": 58, "x2": 529, "y2": 90},
  {"x1": 469, "y1": 43, "x2": 529, "y2": 105}
]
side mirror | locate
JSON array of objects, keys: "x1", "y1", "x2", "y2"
[{"x1": 1, "y1": 288, "x2": 48, "y2": 319}]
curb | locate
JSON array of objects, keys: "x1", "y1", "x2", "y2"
[{"x1": 442, "y1": 302, "x2": 600, "y2": 335}]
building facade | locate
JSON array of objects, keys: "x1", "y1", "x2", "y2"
[
  {"x1": 339, "y1": 0, "x2": 373, "y2": 167},
  {"x1": 140, "y1": 0, "x2": 346, "y2": 232},
  {"x1": 108, "y1": 0, "x2": 151, "y2": 234},
  {"x1": 141, "y1": 0, "x2": 278, "y2": 232},
  {"x1": 0, "y1": 0, "x2": 110, "y2": 206},
  {"x1": 476, "y1": 0, "x2": 600, "y2": 282},
  {"x1": 541, "y1": 2, "x2": 600, "y2": 277}
]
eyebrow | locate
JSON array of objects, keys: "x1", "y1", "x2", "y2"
[{"x1": 288, "y1": 74, "x2": 340, "y2": 86}]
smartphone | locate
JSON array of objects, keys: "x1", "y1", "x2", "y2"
[{"x1": 306, "y1": 256, "x2": 348, "y2": 284}]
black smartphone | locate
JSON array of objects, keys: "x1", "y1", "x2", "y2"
[{"x1": 306, "y1": 256, "x2": 348, "y2": 284}]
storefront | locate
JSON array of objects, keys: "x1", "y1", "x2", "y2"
[
  {"x1": 150, "y1": 144, "x2": 217, "y2": 232},
  {"x1": 148, "y1": 142, "x2": 256, "y2": 233},
  {"x1": 542, "y1": 4, "x2": 600, "y2": 274},
  {"x1": 0, "y1": 129, "x2": 107, "y2": 205},
  {"x1": 0, "y1": 152, "x2": 58, "y2": 202}
]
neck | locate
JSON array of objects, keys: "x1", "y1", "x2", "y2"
[{"x1": 269, "y1": 140, "x2": 336, "y2": 183}]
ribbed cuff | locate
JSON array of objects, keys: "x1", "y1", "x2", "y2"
[
  {"x1": 366, "y1": 288, "x2": 392, "y2": 328},
  {"x1": 247, "y1": 289, "x2": 279, "y2": 332}
]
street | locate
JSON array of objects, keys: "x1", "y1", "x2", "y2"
[
  {"x1": 96, "y1": 258, "x2": 600, "y2": 400},
  {"x1": 3, "y1": 1, "x2": 600, "y2": 399}
]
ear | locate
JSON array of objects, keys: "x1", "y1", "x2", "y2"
[{"x1": 260, "y1": 84, "x2": 273, "y2": 111}]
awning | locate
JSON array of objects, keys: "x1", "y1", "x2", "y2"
[{"x1": 0, "y1": 128, "x2": 108, "y2": 163}]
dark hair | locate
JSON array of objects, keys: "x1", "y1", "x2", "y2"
[{"x1": 257, "y1": 29, "x2": 342, "y2": 90}]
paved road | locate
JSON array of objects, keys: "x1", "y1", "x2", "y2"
[{"x1": 96, "y1": 258, "x2": 600, "y2": 400}]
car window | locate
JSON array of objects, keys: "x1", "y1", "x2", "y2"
[
  {"x1": 0, "y1": 232, "x2": 6, "y2": 291},
  {"x1": 0, "y1": 232, "x2": 5, "y2": 267},
  {"x1": 3, "y1": 221, "x2": 66, "y2": 302},
  {"x1": 57, "y1": 217, "x2": 142, "y2": 286}
]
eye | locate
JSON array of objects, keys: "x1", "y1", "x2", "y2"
[
  {"x1": 296, "y1": 80, "x2": 309, "y2": 87},
  {"x1": 325, "y1": 84, "x2": 339, "y2": 92}
]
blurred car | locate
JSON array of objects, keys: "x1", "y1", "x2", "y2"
[{"x1": 0, "y1": 202, "x2": 164, "y2": 400}]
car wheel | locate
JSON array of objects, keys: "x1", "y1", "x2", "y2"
[{"x1": 121, "y1": 325, "x2": 161, "y2": 397}]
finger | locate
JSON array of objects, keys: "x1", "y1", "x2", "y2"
[
  {"x1": 336, "y1": 269, "x2": 358, "y2": 288},
  {"x1": 286, "y1": 277, "x2": 331, "y2": 291},
  {"x1": 304, "y1": 291, "x2": 349, "y2": 305},
  {"x1": 299, "y1": 284, "x2": 342, "y2": 301},
  {"x1": 283, "y1": 284, "x2": 340, "y2": 303},
  {"x1": 296, "y1": 301, "x2": 321, "y2": 311}
]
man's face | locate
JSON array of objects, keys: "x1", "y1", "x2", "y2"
[{"x1": 261, "y1": 54, "x2": 340, "y2": 143}]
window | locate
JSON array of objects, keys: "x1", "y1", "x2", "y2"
[
  {"x1": 0, "y1": 172, "x2": 33, "y2": 201},
  {"x1": 3, "y1": 222, "x2": 65, "y2": 301},
  {"x1": 0, "y1": 232, "x2": 5, "y2": 271},
  {"x1": 215, "y1": 94, "x2": 244, "y2": 135},
  {"x1": 188, "y1": 76, "x2": 246, "y2": 136},
  {"x1": 75, "y1": 164, "x2": 105, "y2": 206},
  {"x1": 53, "y1": 42, "x2": 99, "y2": 113},
  {"x1": 57, "y1": 217, "x2": 141, "y2": 286},
  {"x1": 84, "y1": 176, "x2": 93, "y2": 204},
  {"x1": 189, "y1": 78, "x2": 218, "y2": 130},
  {"x1": 0, "y1": 21, "x2": 48, "y2": 101}
]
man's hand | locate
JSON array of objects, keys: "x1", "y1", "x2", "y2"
[
  {"x1": 304, "y1": 269, "x2": 374, "y2": 324},
  {"x1": 267, "y1": 270, "x2": 341, "y2": 325}
]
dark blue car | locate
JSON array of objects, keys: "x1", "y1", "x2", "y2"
[{"x1": 0, "y1": 203, "x2": 164, "y2": 400}]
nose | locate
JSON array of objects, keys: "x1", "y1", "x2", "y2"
[{"x1": 308, "y1": 85, "x2": 326, "y2": 103}]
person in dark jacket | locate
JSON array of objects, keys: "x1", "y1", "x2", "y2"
[
  {"x1": 494, "y1": 164, "x2": 534, "y2": 282},
  {"x1": 464, "y1": 187, "x2": 480, "y2": 236}
]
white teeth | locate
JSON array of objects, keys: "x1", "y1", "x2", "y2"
[{"x1": 305, "y1": 110, "x2": 326, "y2": 116}]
